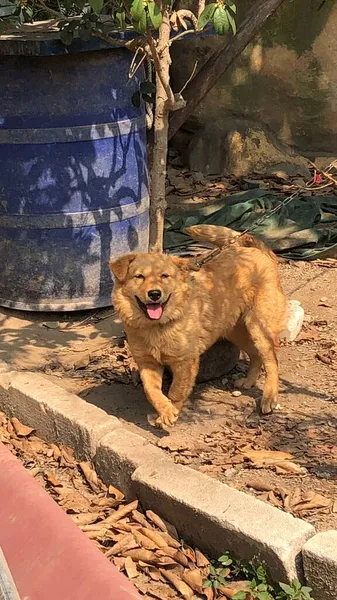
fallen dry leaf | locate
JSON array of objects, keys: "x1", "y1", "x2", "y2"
[
  {"x1": 112, "y1": 556, "x2": 125, "y2": 571},
  {"x1": 105, "y1": 533, "x2": 138, "y2": 558},
  {"x1": 79, "y1": 461, "x2": 101, "y2": 492},
  {"x1": 274, "y1": 461, "x2": 305, "y2": 474},
  {"x1": 60, "y1": 445, "x2": 76, "y2": 466},
  {"x1": 133, "y1": 530, "x2": 158, "y2": 550},
  {"x1": 146, "y1": 510, "x2": 167, "y2": 532},
  {"x1": 57, "y1": 490, "x2": 91, "y2": 513},
  {"x1": 70, "y1": 513, "x2": 101, "y2": 526},
  {"x1": 157, "y1": 547, "x2": 189, "y2": 568},
  {"x1": 44, "y1": 471, "x2": 62, "y2": 488},
  {"x1": 124, "y1": 549, "x2": 157, "y2": 563},
  {"x1": 11, "y1": 417, "x2": 34, "y2": 438},
  {"x1": 108, "y1": 485, "x2": 124, "y2": 502},
  {"x1": 103, "y1": 500, "x2": 139, "y2": 525},
  {"x1": 242, "y1": 450, "x2": 293, "y2": 465},
  {"x1": 246, "y1": 480, "x2": 274, "y2": 493},
  {"x1": 292, "y1": 492, "x2": 332, "y2": 513},
  {"x1": 195, "y1": 549, "x2": 209, "y2": 567},
  {"x1": 140, "y1": 527, "x2": 167, "y2": 549},
  {"x1": 160, "y1": 568, "x2": 194, "y2": 599},
  {"x1": 182, "y1": 568, "x2": 203, "y2": 593},
  {"x1": 132, "y1": 510, "x2": 152, "y2": 529},
  {"x1": 124, "y1": 556, "x2": 138, "y2": 579},
  {"x1": 221, "y1": 580, "x2": 252, "y2": 599}
]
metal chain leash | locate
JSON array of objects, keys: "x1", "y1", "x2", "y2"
[
  {"x1": 190, "y1": 187, "x2": 305, "y2": 270},
  {"x1": 189, "y1": 158, "x2": 337, "y2": 270}
]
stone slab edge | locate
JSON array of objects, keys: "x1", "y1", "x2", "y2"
[
  {"x1": 0, "y1": 367, "x2": 317, "y2": 586},
  {"x1": 302, "y1": 531, "x2": 337, "y2": 600}
]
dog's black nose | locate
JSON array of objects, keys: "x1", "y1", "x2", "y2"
[{"x1": 147, "y1": 289, "x2": 162, "y2": 302}]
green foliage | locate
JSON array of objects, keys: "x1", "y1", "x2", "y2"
[
  {"x1": 197, "y1": 0, "x2": 236, "y2": 35},
  {"x1": 202, "y1": 554, "x2": 314, "y2": 600},
  {"x1": 0, "y1": 0, "x2": 237, "y2": 43}
]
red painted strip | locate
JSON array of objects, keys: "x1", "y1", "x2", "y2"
[{"x1": 0, "y1": 442, "x2": 141, "y2": 600}]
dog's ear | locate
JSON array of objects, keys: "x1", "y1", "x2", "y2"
[{"x1": 109, "y1": 254, "x2": 136, "y2": 282}]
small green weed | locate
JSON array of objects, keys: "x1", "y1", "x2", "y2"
[{"x1": 202, "y1": 552, "x2": 314, "y2": 600}]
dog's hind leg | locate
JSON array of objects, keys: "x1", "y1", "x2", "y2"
[
  {"x1": 243, "y1": 316, "x2": 279, "y2": 414},
  {"x1": 226, "y1": 324, "x2": 263, "y2": 389},
  {"x1": 168, "y1": 357, "x2": 200, "y2": 414}
]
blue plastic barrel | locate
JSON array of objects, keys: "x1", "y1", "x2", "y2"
[{"x1": 0, "y1": 32, "x2": 149, "y2": 311}]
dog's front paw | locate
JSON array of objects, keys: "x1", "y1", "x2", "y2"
[
  {"x1": 156, "y1": 402, "x2": 179, "y2": 428},
  {"x1": 260, "y1": 394, "x2": 277, "y2": 415}
]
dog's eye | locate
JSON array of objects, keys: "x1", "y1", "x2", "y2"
[
  {"x1": 134, "y1": 274, "x2": 145, "y2": 280},
  {"x1": 161, "y1": 273, "x2": 170, "y2": 279}
]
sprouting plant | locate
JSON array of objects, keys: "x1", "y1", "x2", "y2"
[
  {"x1": 203, "y1": 554, "x2": 314, "y2": 600},
  {"x1": 276, "y1": 579, "x2": 314, "y2": 600}
]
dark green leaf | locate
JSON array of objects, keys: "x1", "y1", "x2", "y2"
[
  {"x1": 301, "y1": 587, "x2": 313, "y2": 594},
  {"x1": 209, "y1": 565, "x2": 217, "y2": 576},
  {"x1": 60, "y1": 28, "x2": 74, "y2": 45},
  {"x1": 197, "y1": 2, "x2": 216, "y2": 30},
  {"x1": 232, "y1": 592, "x2": 247, "y2": 600},
  {"x1": 132, "y1": 7, "x2": 146, "y2": 33},
  {"x1": 147, "y1": 0, "x2": 162, "y2": 29},
  {"x1": 130, "y1": 0, "x2": 144, "y2": 21},
  {"x1": 89, "y1": 0, "x2": 103, "y2": 12},
  {"x1": 148, "y1": 3, "x2": 162, "y2": 28},
  {"x1": 227, "y1": 10, "x2": 236, "y2": 35},
  {"x1": 217, "y1": 576, "x2": 229, "y2": 585},
  {"x1": 212, "y1": 580, "x2": 219, "y2": 589},
  {"x1": 226, "y1": 9, "x2": 236, "y2": 34},
  {"x1": 202, "y1": 580, "x2": 212, "y2": 589},
  {"x1": 279, "y1": 583, "x2": 294, "y2": 595},
  {"x1": 141, "y1": 93, "x2": 154, "y2": 103},
  {"x1": 115, "y1": 7, "x2": 126, "y2": 28},
  {"x1": 226, "y1": 0, "x2": 236, "y2": 13},
  {"x1": 257, "y1": 592, "x2": 272, "y2": 600},
  {"x1": 79, "y1": 24, "x2": 92, "y2": 41},
  {"x1": 257, "y1": 584, "x2": 269, "y2": 592},
  {"x1": 213, "y1": 5, "x2": 229, "y2": 35},
  {"x1": 140, "y1": 80, "x2": 155, "y2": 93},
  {"x1": 256, "y1": 565, "x2": 267, "y2": 583},
  {"x1": 131, "y1": 91, "x2": 141, "y2": 108}
]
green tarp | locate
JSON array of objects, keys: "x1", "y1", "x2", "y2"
[{"x1": 164, "y1": 190, "x2": 337, "y2": 259}]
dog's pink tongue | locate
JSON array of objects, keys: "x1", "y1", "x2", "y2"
[{"x1": 146, "y1": 304, "x2": 163, "y2": 320}]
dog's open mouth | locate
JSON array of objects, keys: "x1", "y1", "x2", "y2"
[{"x1": 136, "y1": 296, "x2": 170, "y2": 320}]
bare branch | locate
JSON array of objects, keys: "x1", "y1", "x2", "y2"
[{"x1": 147, "y1": 28, "x2": 176, "y2": 110}]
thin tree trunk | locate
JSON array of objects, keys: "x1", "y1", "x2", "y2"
[
  {"x1": 148, "y1": 14, "x2": 172, "y2": 253},
  {"x1": 168, "y1": 0, "x2": 287, "y2": 140}
]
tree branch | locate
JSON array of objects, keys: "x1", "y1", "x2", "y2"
[
  {"x1": 168, "y1": 0, "x2": 287, "y2": 139},
  {"x1": 147, "y1": 28, "x2": 176, "y2": 109}
]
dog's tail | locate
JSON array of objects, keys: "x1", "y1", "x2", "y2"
[{"x1": 184, "y1": 224, "x2": 276, "y2": 260}]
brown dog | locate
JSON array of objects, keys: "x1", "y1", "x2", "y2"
[{"x1": 109, "y1": 225, "x2": 287, "y2": 427}]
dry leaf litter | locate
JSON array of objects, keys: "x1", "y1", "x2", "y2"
[{"x1": 0, "y1": 411, "x2": 258, "y2": 600}]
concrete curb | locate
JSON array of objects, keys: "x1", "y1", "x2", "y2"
[
  {"x1": 0, "y1": 368, "x2": 321, "y2": 587},
  {"x1": 302, "y1": 531, "x2": 337, "y2": 600}
]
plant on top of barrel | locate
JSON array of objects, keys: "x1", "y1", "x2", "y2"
[{"x1": 0, "y1": 0, "x2": 288, "y2": 253}]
